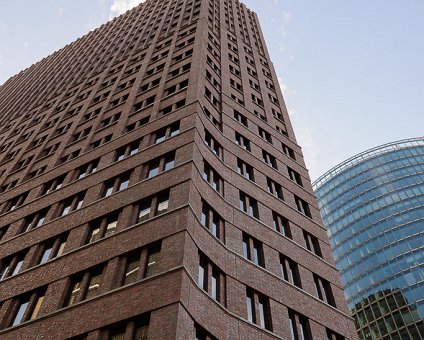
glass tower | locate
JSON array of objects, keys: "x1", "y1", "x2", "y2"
[{"x1": 314, "y1": 137, "x2": 424, "y2": 339}]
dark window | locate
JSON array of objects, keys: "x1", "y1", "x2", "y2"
[
  {"x1": 86, "y1": 211, "x2": 120, "y2": 244},
  {"x1": 237, "y1": 158, "x2": 254, "y2": 181},
  {"x1": 234, "y1": 110, "x2": 248, "y2": 126},
  {"x1": 280, "y1": 254, "x2": 302, "y2": 288},
  {"x1": 262, "y1": 150, "x2": 277, "y2": 169},
  {"x1": 314, "y1": 274, "x2": 336, "y2": 307},
  {"x1": 203, "y1": 160, "x2": 223, "y2": 194},
  {"x1": 272, "y1": 211, "x2": 291, "y2": 238},
  {"x1": 134, "y1": 191, "x2": 170, "y2": 224},
  {"x1": 303, "y1": 230, "x2": 322, "y2": 257},
  {"x1": 153, "y1": 121, "x2": 180, "y2": 144},
  {"x1": 294, "y1": 196, "x2": 312, "y2": 218},
  {"x1": 20, "y1": 209, "x2": 49, "y2": 234},
  {"x1": 326, "y1": 328, "x2": 345, "y2": 340},
  {"x1": 0, "y1": 225, "x2": 9, "y2": 241},
  {"x1": 282, "y1": 143, "x2": 296, "y2": 160},
  {"x1": 242, "y1": 233, "x2": 264, "y2": 268},
  {"x1": 102, "y1": 172, "x2": 131, "y2": 197},
  {"x1": 145, "y1": 152, "x2": 175, "y2": 179},
  {"x1": 246, "y1": 287, "x2": 272, "y2": 331},
  {"x1": 288, "y1": 167, "x2": 303, "y2": 186},
  {"x1": 7, "y1": 288, "x2": 46, "y2": 328},
  {"x1": 75, "y1": 159, "x2": 99, "y2": 180},
  {"x1": 201, "y1": 201, "x2": 225, "y2": 241},
  {"x1": 267, "y1": 177, "x2": 284, "y2": 200},
  {"x1": 0, "y1": 251, "x2": 27, "y2": 281},
  {"x1": 103, "y1": 315, "x2": 150, "y2": 340},
  {"x1": 65, "y1": 266, "x2": 105, "y2": 306},
  {"x1": 235, "y1": 132, "x2": 251, "y2": 151},
  {"x1": 288, "y1": 309, "x2": 312, "y2": 340},
  {"x1": 195, "y1": 323, "x2": 218, "y2": 340},
  {"x1": 114, "y1": 141, "x2": 140, "y2": 162},
  {"x1": 259, "y1": 127, "x2": 272, "y2": 144},
  {"x1": 239, "y1": 191, "x2": 259, "y2": 219},
  {"x1": 2, "y1": 191, "x2": 28, "y2": 213},
  {"x1": 198, "y1": 252, "x2": 225, "y2": 303},
  {"x1": 40, "y1": 175, "x2": 65, "y2": 196},
  {"x1": 33, "y1": 233, "x2": 68, "y2": 266},
  {"x1": 59, "y1": 192, "x2": 85, "y2": 216},
  {"x1": 204, "y1": 131, "x2": 223, "y2": 159}
]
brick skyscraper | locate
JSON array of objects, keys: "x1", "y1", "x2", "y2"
[{"x1": 0, "y1": 0, "x2": 356, "y2": 339}]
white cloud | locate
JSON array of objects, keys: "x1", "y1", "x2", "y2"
[{"x1": 110, "y1": 0, "x2": 146, "y2": 19}]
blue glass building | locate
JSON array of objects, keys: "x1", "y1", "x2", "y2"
[{"x1": 313, "y1": 137, "x2": 424, "y2": 340}]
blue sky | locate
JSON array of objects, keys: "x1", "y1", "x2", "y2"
[{"x1": 0, "y1": 0, "x2": 423, "y2": 180}]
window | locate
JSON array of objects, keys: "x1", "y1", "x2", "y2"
[
  {"x1": 0, "y1": 251, "x2": 26, "y2": 281},
  {"x1": 59, "y1": 192, "x2": 85, "y2": 216},
  {"x1": 119, "y1": 243, "x2": 161, "y2": 286},
  {"x1": 303, "y1": 230, "x2": 322, "y2": 257},
  {"x1": 246, "y1": 287, "x2": 272, "y2": 331},
  {"x1": 272, "y1": 211, "x2": 291, "y2": 238},
  {"x1": 198, "y1": 253, "x2": 225, "y2": 303},
  {"x1": 65, "y1": 265, "x2": 105, "y2": 306},
  {"x1": 134, "y1": 191, "x2": 170, "y2": 224},
  {"x1": 288, "y1": 309, "x2": 312, "y2": 340},
  {"x1": 33, "y1": 233, "x2": 67, "y2": 266},
  {"x1": 262, "y1": 150, "x2": 277, "y2": 169},
  {"x1": 153, "y1": 121, "x2": 180, "y2": 144},
  {"x1": 237, "y1": 158, "x2": 254, "y2": 181},
  {"x1": 204, "y1": 131, "x2": 223, "y2": 159},
  {"x1": 86, "y1": 211, "x2": 120, "y2": 244},
  {"x1": 103, "y1": 315, "x2": 150, "y2": 340},
  {"x1": 7, "y1": 288, "x2": 46, "y2": 328},
  {"x1": 282, "y1": 143, "x2": 296, "y2": 160},
  {"x1": 326, "y1": 328, "x2": 345, "y2": 340},
  {"x1": 294, "y1": 196, "x2": 312, "y2": 218},
  {"x1": 234, "y1": 110, "x2": 248, "y2": 126},
  {"x1": 235, "y1": 132, "x2": 251, "y2": 151},
  {"x1": 2, "y1": 191, "x2": 28, "y2": 213},
  {"x1": 201, "y1": 201, "x2": 225, "y2": 241},
  {"x1": 242, "y1": 232, "x2": 264, "y2": 267},
  {"x1": 203, "y1": 160, "x2": 223, "y2": 194},
  {"x1": 145, "y1": 152, "x2": 175, "y2": 179},
  {"x1": 280, "y1": 254, "x2": 302, "y2": 288},
  {"x1": 125, "y1": 115, "x2": 150, "y2": 132},
  {"x1": 288, "y1": 167, "x2": 303, "y2": 186},
  {"x1": 75, "y1": 158, "x2": 99, "y2": 180},
  {"x1": 0, "y1": 225, "x2": 9, "y2": 241},
  {"x1": 259, "y1": 127, "x2": 272, "y2": 144},
  {"x1": 195, "y1": 324, "x2": 218, "y2": 340},
  {"x1": 114, "y1": 141, "x2": 140, "y2": 162},
  {"x1": 267, "y1": 177, "x2": 284, "y2": 200},
  {"x1": 20, "y1": 209, "x2": 49, "y2": 234},
  {"x1": 40, "y1": 175, "x2": 65, "y2": 196},
  {"x1": 239, "y1": 191, "x2": 259, "y2": 219},
  {"x1": 102, "y1": 172, "x2": 131, "y2": 198},
  {"x1": 314, "y1": 274, "x2": 336, "y2": 307}
]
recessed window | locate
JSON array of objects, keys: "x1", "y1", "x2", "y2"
[
  {"x1": 235, "y1": 132, "x2": 251, "y2": 151},
  {"x1": 203, "y1": 160, "x2": 224, "y2": 194},
  {"x1": 201, "y1": 200, "x2": 225, "y2": 241},
  {"x1": 280, "y1": 254, "x2": 302, "y2": 288},
  {"x1": 102, "y1": 172, "x2": 132, "y2": 198},
  {"x1": 86, "y1": 211, "x2": 120, "y2": 244},
  {"x1": 303, "y1": 230, "x2": 322, "y2": 257},
  {"x1": 272, "y1": 211, "x2": 291, "y2": 238},
  {"x1": 198, "y1": 252, "x2": 225, "y2": 303},
  {"x1": 314, "y1": 274, "x2": 336, "y2": 307},
  {"x1": 8, "y1": 288, "x2": 46, "y2": 328},
  {"x1": 65, "y1": 266, "x2": 105, "y2": 307},
  {"x1": 242, "y1": 232, "x2": 265, "y2": 268},
  {"x1": 246, "y1": 287, "x2": 272, "y2": 331},
  {"x1": 237, "y1": 158, "x2": 254, "y2": 181},
  {"x1": 34, "y1": 233, "x2": 68, "y2": 266},
  {"x1": 288, "y1": 309, "x2": 312, "y2": 340},
  {"x1": 59, "y1": 192, "x2": 86, "y2": 217},
  {"x1": 239, "y1": 191, "x2": 259, "y2": 219},
  {"x1": 267, "y1": 177, "x2": 284, "y2": 200},
  {"x1": 294, "y1": 196, "x2": 312, "y2": 218}
]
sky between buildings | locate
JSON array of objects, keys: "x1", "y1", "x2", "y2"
[{"x1": 0, "y1": 0, "x2": 423, "y2": 181}]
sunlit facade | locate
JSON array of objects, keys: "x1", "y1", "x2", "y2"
[{"x1": 314, "y1": 137, "x2": 424, "y2": 339}]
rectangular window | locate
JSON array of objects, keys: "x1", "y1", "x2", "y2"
[
  {"x1": 246, "y1": 287, "x2": 272, "y2": 331},
  {"x1": 8, "y1": 288, "x2": 46, "y2": 328},
  {"x1": 267, "y1": 177, "x2": 284, "y2": 200},
  {"x1": 198, "y1": 252, "x2": 225, "y2": 303},
  {"x1": 34, "y1": 233, "x2": 68, "y2": 266},
  {"x1": 204, "y1": 131, "x2": 223, "y2": 159},
  {"x1": 314, "y1": 274, "x2": 336, "y2": 307},
  {"x1": 294, "y1": 196, "x2": 312, "y2": 218},
  {"x1": 242, "y1": 233, "x2": 264, "y2": 268},
  {"x1": 40, "y1": 175, "x2": 65, "y2": 196},
  {"x1": 288, "y1": 167, "x2": 303, "y2": 186},
  {"x1": 234, "y1": 110, "x2": 248, "y2": 126},
  {"x1": 235, "y1": 132, "x2": 251, "y2": 151},
  {"x1": 86, "y1": 211, "x2": 120, "y2": 244},
  {"x1": 280, "y1": 254, "x2": 302, "y2": 288},
  {"x1": 239, "y1": 191, "x2": 259, "y2": 219},
  {"x1": 134, "y1": 191, "x2": 170, "y2": 224},
  {"x1": 65, "y1": 266, "x2": 105, "y2": 306},
  {"x1": 59, "y1": 192, "x2": 86, "y2": 216},
  {"x1": 75, "y1": 158, "x2": 99, "y2": 180},
  {"x1": 258, "y1": 127, "x2": 272, "y2": 144},
  {"x1": 282, "y1": 143, "x2": 296, "y2": 160},
  {"x1": 237, "y1": 158, "x2": 254, "y2": 181},
  {"x1": 101, "y1": 172, "x2": 131, "y2": 198},
  {"x1": 145, "y1": 152, "x2": 175, "y2": 179},
  {"x1": 272, "y1": 211, "x2": 291, "y2": 238},
  {"x1": 201, "y1": 200, "x2": 225, "y2": 241},
  {"x1": 262, "y1": 150, "x2": 277, "y2": 169},
  {"x1": 326, "y1": 328, "x2": 345, "y2": 340},
  {"x1": 114, "y1": 140, "x2": 141, "y2": 162},
  {"x1": 203, "y1": 160, "x2": 224, "y2": 195},
  {"x1": 153, "y1": 121, "x2": 180, "y2": 144},
  {"x1": 195, "y1": 324, "x2": 218, "y2": 340},
  {"x1": 288, "y1": 309, "x2": 312, "y2": 340},
  {"x1": 0, "y1": 251, "x2": 27, "y2": 281},
  {"x1": 20, "y1": 209, "x2": 49, "y2": 234},
  {"x1": 2, "y1": 191, "x2": 28, "y2": 213},
  {"x1": 303, "y1": 230, "x2": 322, "y2": 257},
  {"x1": 103, "y1": 315, "x2": 150, "y2": 340},
  {"x1": 144, "y1": 245, "x2": 161, "y2": 278},
  {"x1": 0, "y1": 225, "x2": 9, "y2": 241}
]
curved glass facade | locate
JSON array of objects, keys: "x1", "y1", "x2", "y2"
[{"x1": 313, "y1": 137, "x2": 424, "y2": 340}]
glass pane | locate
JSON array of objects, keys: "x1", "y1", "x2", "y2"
[
  {"x1": 68, "y1": 281, "x2": 82, "y2": 306},
  {"x1": 12, "y1": 260, "x2": 24, "y2": 276},
  {"x1": 89, "y1": 227, "x2": 101, "y2": 243},
  {"x1": 156, "y1": 199, "x2": 168, "y2": 214},
  {"x1": 138, "y1": 206, "x2": 151, "y2": 223},
  {"x1": 30, "y1": 296, "x2": 44, "y2": 320},
  {"x1": 258, "y1": 301, "x2": 266, "y2": 328},
  {"x1": 40, "y1": 246, "x2": 53, "y2": 264},
  {"x1": 133, "y1": 324, "x2": 149, "y2": 340},
  {"x1": 12, "y1": 300, "x2": 29, "y2": 326},
  {"x1": 118, "y1": 178, "x2": 129, "y2": 191},
  {"x1": 123, "y1": 257, "x2": 140, "y2": 285},
  {"x1": 246, "y1": 295, "x2": 254, "y2": 322},
  {"x1": 56, "y1": 241, "x2": 66, "y2": 257},
  {"x1": 164, "y1": 159, "x2": 174, "y2": 171},
  {"x1": 148, "y1": 165, "x2": 159, "y2": 178},
  {"x1": 145, "y1": 250, "x2": 160, "y2": 277},
  {"x1": 105, "y1": 220, "x2": 118, "y2": 237},
  {"x1": 85, "y1": 273, "x2": 102, "y2": 299}
]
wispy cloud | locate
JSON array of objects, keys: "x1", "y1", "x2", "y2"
[{"x1": 110, "y1": 0, "x2": 146, "y2": 19}]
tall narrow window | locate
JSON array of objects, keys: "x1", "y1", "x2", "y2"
[
  {"x1": 262, "y1": 150, "x2": 277, "y2": 169},
  {"x1": 237, "y1": 158, "x2": 254, "y2": 181},
  {"x1": 288, "y1": 167, "x2": 303, "y2": 186},
  {"x1": 313, "y1": 274, "x2": 336, "y2": 307},
  {"x1": 272, "y1": 211, "x2": 292, "y2": 238},
  {"x1": 201, "y1": 200, "x2": 225, "y2": 241},
  {"x1": 235, "y1": 132, "x2": 251, "y2": 151},
  {"x1": 239, "y1": 191, "x2": 259, "y2": 219},
  {"x1": 144, "y1": 245, "x2": 161, "y2": 278},
  {"x1": 267, "y1": 177, "x2": 284, "y2": 200},
  {"x1": 245, "y1": 287, "x2": 272, "y2": 331},
  {"x1": 34, "y1": 233, "x2": 68, "y2": 266},
  {"x1": 86, "y1": 211, "x2": 120, "y2": 244},
  {"x1": 65, "y1": 266, "x2": 105, "y2": 306},
  {"x1": 204, "y1": 131, "x2": 223, "y2": 159},
  {"x1": 197, "y1": 252, "x2": 225, "y2": 303},
  {"x1": 9, "y1": 288, "x2": 46, "y2": 327},
  {"x1": 203, "y1": 160, "x2": 224, "y2": 195},
  {"x1": 242, "y1": 233, "x2": 265, "y2": 268},
  {"x1": 59, "y1": 192, "x2": 85, "y2": 216},
  {"x1": 288, "y1": 309, "x2": 312, "y2": 340},
  {"x1": 326, "y1": 328, "x2": 345, "y2": 340},
  {"x1": 280, "y1": 254, "x2": 302, "y2": 288},
  {"x1": 294, "y1": 195, "x2": 312, "y2": 218},
  {"x1": 303, "y1": 230, "x2": 322, "y2": 257}
]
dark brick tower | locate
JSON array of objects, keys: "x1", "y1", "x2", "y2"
[{"x1": 0, "y1": 0, "x2": 357, "y2": 339}]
